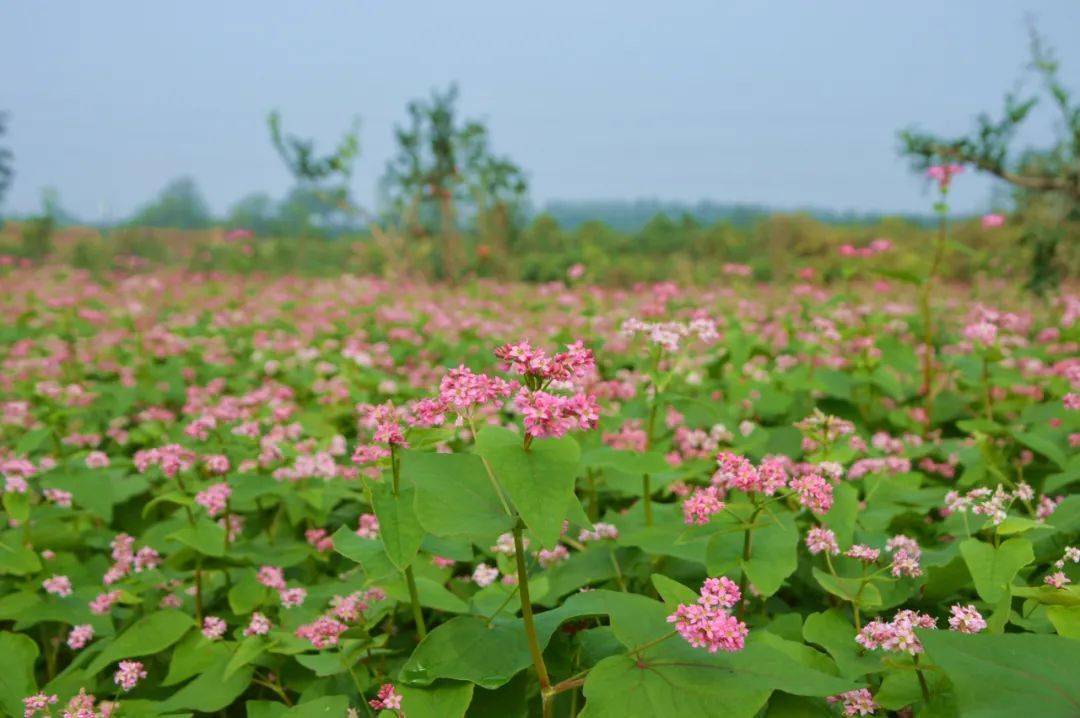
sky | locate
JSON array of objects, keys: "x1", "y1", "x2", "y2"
[{"x1": 2, "y1": 1, "x2": 1079, "y2": 221}]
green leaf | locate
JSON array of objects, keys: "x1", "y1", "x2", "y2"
[
  {"x1": 1046, "y1": 605, "x2": 1080, "y2": 639},
  {"x1": 403, "y1": 450, "x2": 514, "y2": 542},
  {"x1": 919, "y1": 629, "x2": 1080, "y2": 717},
  {"x1": 581, "y1": 446, "x2": 670, "y2": 475},
  {"x1": 167, "y1": 518, "x2": 227, "y2": 557},
  {"x1": 331, "y1": 526, "x2": 397, "y2": 581},
  {"x1": 579, "y1": 634, "x2": 856, "y2": 718},
  {"x1": 225, "y1": 635, "x2": 267, "y2": 678},
  {"x1": 0, "y1": 534, "x2": 42, "y2": 575},
  {"x1": 164, "y1": 632, "x2": 230, "y2": 686},
  {"x1": 475, "y1": 426, "x2": 581, "y2": 547},
  {"x1": 229, "y1": 576, "x2": 270, "y2": 614},
  {"x1": 650, "y1": 573, "x2": 698, "y2": 609},
  {"x1": 579, "y1": 653, "x2": 770, "y2": 718},
  {"x1": 372, "y1": 484, "x2": 424, "y2": 570},
  {"x1": 159, "y1": 656, "x2": 253, "y2": 712},
  {"x1": 958, "y1": 537, "x2": 1033, "y2": 603},
  {"x1": 1012, "y1": 430, "x2": 1067, "y2": 469},
  {"x1": 87, "y1": 610, "x2": 193, "y2": 674},
  {"x1": 398, "y1": 681, "x2": 474, "y2": 718},
  {"x1": 3, "y1": 492, "x2": 29, "y2": 522},
  {"x1": 0, "y1": 632, "x2": 39, "y2": 718},
  {"x1": 741, "y1": 510, "x2": 799, "y2": 597},
  {"x1": 811, "y1": 568, "x2": 882, "y2": 608},
  {"x1": 802, "y1": 609, "x2": 882, "y2": 678},
  {"x1": 284, "y1": 696, "x2": 352, "y2": 716}
]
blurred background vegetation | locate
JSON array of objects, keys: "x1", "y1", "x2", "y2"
[{"x1": 1, "y1": 27, "x2": 1077, "y2": 290}]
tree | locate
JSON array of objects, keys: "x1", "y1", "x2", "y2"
[
  {"x1": 0, "y1": 112, "x2": 12, "y2": 211},
  {"x1": 130, "y1": 177, "x2": 213, "y2": 229},
  {"x1": 381, "y1": 84, "x2": 528, "y2": 279},
  {"x1": 266, "y1": 111, "x2": 361, "y2": 241},
  {"x1": 899, "y1": 24, "x2": 1078, "y2": 290}
]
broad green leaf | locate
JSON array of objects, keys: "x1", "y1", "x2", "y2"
[
  {"x1": 811, "y1": 568, "x2": 882, "y2": 608},
  {"x1": 919, "y1": 629, "x2": 1080, "y2": 718},
  {"x1": 164, "y1": 632, "x2": 230, "y2": 686},
  {"x1": 158, "y1": 656, "x2": 253, "y2": 712},
  {"x1": 331, "y1": 526, "x2": 397, "y2": 581},
  {"x1": 167, "y1": 518, "x2": 228, "y2": 557},
  {"x1": 1012, "y1": 430, "x2": 1067, "y2": 469},
  {"x1": 958, "y1": 538, "x2": 1033, "y2": 603},
  {"x1": 0, "y1": 632, "x2": 39, "y2": 718},
  {"x1": 741, "y1": 509, "x2": 799, "y2": 597},
  {"x1": 0, "y1": 534, "x2": 42, "y2": 575},
  {"x1": 398, "y1": 681, "x2": 474, "y2": 718},
  {"x1": 475, "y1": 426, "x2": 581, "y2": 547},
  {"x1": 581, "y1": 446, "x2": 670, "y2": 475},
  {"x1": 802, "y1": 609, "x2": 881, "y2": 678},
  {"x1": 372, "y1": 484, "x2": 424, "y2": 570},
  {"x1": 1046, "y1": 605, "x2": 1080, "y2": 639},
  {"x1": 650, "y1": 573, "x2": 698, "y2": 609},
  {"x1": 403, "y1": 450, "x2": 514, "y2": 541},
  {"x1": 87, "y1": 610, "x2": 193, "y2": 674}
]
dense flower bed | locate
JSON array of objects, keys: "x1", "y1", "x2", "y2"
[{"x1": 1, "y1": 267, "x2": 1078, "y2": 717}]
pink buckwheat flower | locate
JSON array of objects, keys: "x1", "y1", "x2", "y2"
[
  {"x1": 1045, "y1": 571, "x2": 1071, "y2": 589},
  {"x1": 947, "y1": 604, "x2": 987, "y2": 634},
  {"x1": 89, "y1": 590, "x2": 121, "y2": 615},
  {"x1": 67, "y1": 623, "x2": 95, "y2": 650},
  {"x1": 194, "y1": 482, "x2": 231, "y2": 517},
  {"x1": 791, "y1": 472, "x2": 833, "y2": 515},
  {"x1": 926, "y1": 163, "x2": 963, "y2": 190},
  {"x1": 43, "y1": 574, "x2": 73, "y2": 597},
  {"x1": 202, "y1": 616, "x2": 227, "y2": 640},
  {"x1": 805, "y1": 526, "x2": 840, "y2": 556},
  {"x1": 257, "y1": 565, "x2": 286, "y2": 590},
  {"x1": 295, "y1": 616, "x2": 348, "y2": 649},
  {"x1": 279, "y1": 587, "x2": 308, "y2": 608},
  {"x1": 356, "y1": 513, "x2": 380, "y2": 539},
  {"x1": 114, "y1": 660, "x2": 147, "y2": 691},
  {"x1": 22, "y1": 692, "x2": 57, "y2": 717},
  {"x1": 369, "y1": 683, "x2": 403, "y2": 711},
  {"x1": 667, "y1": 577, "x2": 748, "y2": 653},
  {"x1": 827, "y1": 688, "x2": 877, "y2": 716},
  {"x1": 472, "y1": 563, "x2": 499, "y2": 587},
  {"x1": 85, "y1": 450, "x2": 110, "y2": 469},
  {"x1": 682, "y1": 485, "x2": 725, "y2": 525},
  {"x1": 244, "y1": 612, "x2": 272, "y2": 636},
  {"x1": 845, "y1": 544, "x2": 880, "y2": 563},
  {"x1": 981, "y1": 213, "x2": 1006, "y2": 228}
]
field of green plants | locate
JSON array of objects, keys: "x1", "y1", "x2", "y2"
[{"x1": 1, "y1": 250, "x2": 1078, "y2": 718}]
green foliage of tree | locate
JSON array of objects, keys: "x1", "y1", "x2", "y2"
[
  {"x1": 265, "y1": 111, "x2": 361, "y2": 242},
  {"x1": 899, "y1": 24, "x2": 1079, "y2": 291},
  {"x1": 129, "y1": 177, "x2": 213, "y2": 230},
  {"x1": 381, "y1": 84, "x2": 528, "y2": 279}
]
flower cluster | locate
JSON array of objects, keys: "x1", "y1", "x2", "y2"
[
  {"x1": 856, "y1": 610, "x2": 936, "y2": 654},
  {"x1": 666, "y1": 577, "x2": 748, "y2": 653}
]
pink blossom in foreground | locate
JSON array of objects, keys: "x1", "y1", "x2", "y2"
[
  {"x1": 295, "y1": 616, "x2": 348, "y2": 649},
  {"x1": 827, "y1": 688, "x2": 877, "y2": 716},
  {"x1": 682, "y1": 485, "x2": 725, "y2": 525},
  {"x1": 202, "y1": 616, "x2": 227, "y2": 640},
  {"x1": 356, "y1": 513, "x2": 380, "y2": 538},
  {"x1": 194, "y1": 482, "x2": 231, "y2": 517},
  {"x1": 667, "y1": 577, "x2": 748, "y2": 653},
  {"x1": 114, "y1": 660, "x2": 147, "y2": 691},
  {"x1": 67, "y1": 624, "x2": 95, "y2": 650},
  {"x1": 43, "y1": 574, "x2": 72, "y2": 597},
  {"x1": 22, "y1": 692, "x2": 57, "y2": 717},
  {"x1": 1045, "y1": 571, "x2": 1071, "y2": 589},
  {"x1": 790, "y1": 472, "x2": 833, "y2": 514},
  {"x1": 805, "y1": 526, "x2": 839, "y2": 555},
  {"x1": 845, "y1": 544, "x2": 880, "y2": 563},
  {"x1": 244, "y1": 612, "x2": 272, "y2": 637},
  {"x1": 89, "y1": 590, "x2": 121, "y2": 615},
  {"x1": 369, "y1": 683, "x2": 403, "y2": 711},
  {"x1": 856, "y1": 609, "x2": 936, "y2": 654},
  {"x1": 947, "y1": 604, "x2": 987, "y2": 634},
  {"x1": 981, "y1": 213, "x2": 1006, "y2": 228}
]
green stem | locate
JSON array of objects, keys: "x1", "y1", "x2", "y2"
[
  {"x1": 404, "y1": 565, "x2": 427, "y2": 640},
  {"x1": 914, "y1": 654, "x2": 931, "y2": 703},
  {"x1": 642, "y1": 474, "x2": 653, "y2": 527},
  {"x1": 737, "y1": 504, "x2": 761, "y2": 618},
  {"x1": 391, "y1": 445, "x2": 428, "y2": 640},
  {"x1": 514, "y1": 523, "x2": 552, "y2": 704},
  {"x1": 982, "y1": 354, "x2": 994, "y2": 421}
]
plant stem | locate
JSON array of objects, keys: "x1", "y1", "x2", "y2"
[
  {"x1": 737, "y1": 504, "x2": 761, "y2": 618},
  {"x1": 514, "y1": 522, "x2": 552, "y2": 710},
  {"x1": 914, "y1": 654, "x2": 931, "y2": 703},
  {"x1": 404, "y1": 565, "x2": 427, "y2": 639},
  {"x1": 642, "y1": 473, "x2": 653, "y2": 526},
  {"x1": 390, "y1": 444, "x2": 428, "y2": 639},
  {"x1": 982, "y1": 354, "x2": 994, "y2": 421},
  {"x1": 919, "y1": 186, "x2": 950, "y2": 431}
]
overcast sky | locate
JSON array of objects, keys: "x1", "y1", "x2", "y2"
[{"x1": 2, "y1": 1, "x2": 1079, "y2": 220}]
